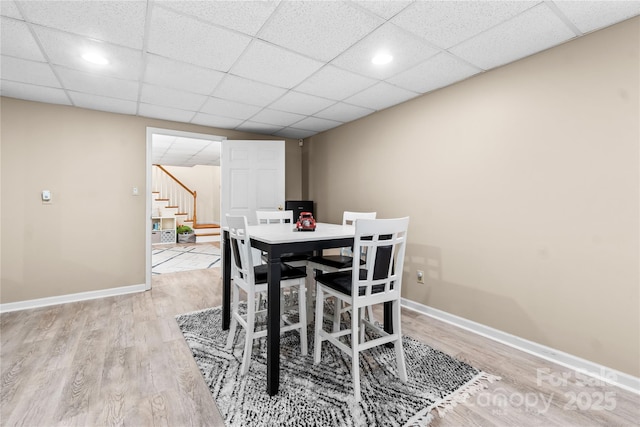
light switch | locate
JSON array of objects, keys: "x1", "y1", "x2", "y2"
[
  {"x1": 42, "y1": 190, "x2": 51, "y2": 202},
  {"x1": 132, "y1": 187, "x2": 139, "y2": 196}
]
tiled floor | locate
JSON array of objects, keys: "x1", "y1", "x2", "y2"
[{"x1": 152, "y1": 243, "x2": 221, "y2": 274}]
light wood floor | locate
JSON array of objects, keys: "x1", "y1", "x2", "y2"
[{"x1": 1, "y1": 268, "x2": 638, "y2": 426}]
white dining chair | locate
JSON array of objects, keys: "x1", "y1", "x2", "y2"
[
  {"x1": 306, "y1": 211, "x2": 377, "y2": 330},
  {"x1": 255, "y1": 210, "x2": 309, "y2": 268},
  {"x1": 225, "y1": 214, "x2": 308, "y2": 375},
  {"x1": 313, "y1": 217, "x2": 409, "y2": 402}
]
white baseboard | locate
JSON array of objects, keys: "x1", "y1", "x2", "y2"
[
  {"x1": 0, "y1": 284, "x2": 146, "y2": 313},
  {"x1": 401, "y1": 298, "x2": 640, "y2": 395}
]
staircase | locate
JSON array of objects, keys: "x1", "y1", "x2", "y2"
[{"x1": 152, "y1": 165, "x2": 220, "y2": 243}]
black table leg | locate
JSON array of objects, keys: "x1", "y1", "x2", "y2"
[
  {"x1": 266, "y1": 251, "x2": 281, "y2": 396},
  {"x1": 384, "y1": 301, "x2": 393, "y2": 334},
  {"x1": 222, "y1": 230, "x2": 231, "y2": 330}
]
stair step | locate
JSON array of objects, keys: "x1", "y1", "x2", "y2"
[
  {"x1": 193, "y1": 223, "x2": 220, "y2": 229},
  {"x1": 155, "y1": 198, "x2": 169, "y2": 201}
]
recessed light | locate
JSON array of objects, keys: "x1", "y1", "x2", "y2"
[
  {"x1": 82, "y1": 52, "x2": 109, "y2": 65},
  {"x1": 372, "y1": 52, "x2": 393, "y2": 65}
]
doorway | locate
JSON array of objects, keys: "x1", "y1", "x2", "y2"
[{"x1": 145, "y1": 127, "x2": 226, "y2": 290}]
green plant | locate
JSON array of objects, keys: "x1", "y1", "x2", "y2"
[{"x1": 177, "y1": 225, "x2": 193, "y2": 234}]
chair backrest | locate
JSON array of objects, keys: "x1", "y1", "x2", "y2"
[
  {"x1": 256, "y1": 210, "x2": 294, "y2": 224},
  {"x1": 341, "y1": 211, "x2": 377, "y2": 256},
  {"x1": 351, "y1": 217, "x2": 409, "y2": 306},
  {"x1": 342, "y1": 211, "x2": 376, "y2": 226},
  {"x1": 226, "y1": 214, "x2": 256, "y2": 285}
]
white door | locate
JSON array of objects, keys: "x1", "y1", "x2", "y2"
[{"x1": 221, "y1": 140, "x2": 285, "y2": 227}]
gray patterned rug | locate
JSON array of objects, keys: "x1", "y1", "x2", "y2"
[{"x1": 176, "y1": 304, "x2": 499, "y2": 426}]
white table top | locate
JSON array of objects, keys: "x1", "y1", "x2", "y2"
[{"x1": 246, "y1": 222, "x2": 354, "y2": 244}]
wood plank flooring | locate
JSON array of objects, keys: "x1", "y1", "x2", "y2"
[{"x1": 1, "y1": 268, "x2": 638, "y2": 426}]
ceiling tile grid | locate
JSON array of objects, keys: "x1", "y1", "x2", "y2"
[
  {"x1": 1, "y1": 0, "x2": 638, "y2": 165},
  {"x1": 256, "y1": 0, "x2": 385, "y2": 62}
]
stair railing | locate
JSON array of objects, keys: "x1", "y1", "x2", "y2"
[{"x1": 152, "y1": 164, "x2": 197, "y2": 226}]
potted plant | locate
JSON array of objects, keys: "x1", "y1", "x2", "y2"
[{"x1": 176, "y1": 224, "x2": 196, "y2": 243}]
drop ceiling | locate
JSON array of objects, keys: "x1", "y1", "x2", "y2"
[{"x1": 2, "y1": 0, "x2": 639, "y2": 144}]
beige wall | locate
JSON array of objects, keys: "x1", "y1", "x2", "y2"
[
  {"x1": 163, "y1": 165, "x2": 221, "y2": 224},
  {"x1": 0, "y1": 99, "x2": 302, "y2": 304},
  {"x1": 307, "y1": 18, "x2": 639, "y2": 376}
]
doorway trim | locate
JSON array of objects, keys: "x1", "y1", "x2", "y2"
[{"x1": 145, "y1": 127, "x2": 226, "y2": 290}]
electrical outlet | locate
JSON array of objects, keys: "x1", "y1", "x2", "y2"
[{"x1": 416, "y1": 270, "x2": 424, "y2": 284}]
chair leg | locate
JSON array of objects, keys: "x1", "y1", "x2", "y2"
[
  {"x1": 298, "y1": 282, "x2": 307, "y2": 356},
  {"x1": 359, "y1": 307, "x2": 366, "y2": 344},
  {"x1": 366, "y1": 304, "x2": 376, "y2": 324},
  {"x1": 393, "y1": 300, "x2": 407, "y2": 382},
  {"x1": 225, "y1": 282, "x2": 239, "y2": 350},
  {"x1": 240, "y1": 288, "x2": 256, "y2": 376},
  {"x1": 313, "y1": 285, "x2": 324, "y2": 364},
  {"x1": 351, "y1": 307, "x2": 361, "y2": 402}
]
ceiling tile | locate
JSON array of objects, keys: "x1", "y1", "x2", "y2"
[
  {"x1": 18, "y1": 0, "x2": 146, "y2": 49},
  {"x1": 1, "y1": 56, "x2": 59, "y2": 87},
  {"x1": 450, "y1": 3, "x2": 577, "y2": 70},
  {"x1": 331, "y1": 22, "x2": 440, "y2": 80},
  {"x1": 552, "y1": 1, "x2": 640, "y2": 33},
  {"x1": 55, "y1": 66, "x2": 139, "y2": 101},
  {"x1": 191, "y1": 112, "x2": 244, "y2": 129},
  {"x1": 33, "y1": 25, "x2": 142, "y2": 80},
  {"x1": 315, "y1": 102, "x2": 375, "y2": 122},
  {"x1": 0, "y1": 79, "x2": 70, "y2": 105},
  {"x1": 274, "y1": 127, "x2": 317, "y2": 139},
  {"x1": 268, "y1": 91, "x2": 335, "y2": 115},
  {"x1": 200, "y1": 142, "x2": 222, "y2": 153},
  {"x1": 293, "y1": 116, "x2": 342, "y2": 132},
  {"x1": 258, "y1": 1, "x2": 383, "y2": 61},
  {"x1": 294, "y1": 65, "x2": 377, "y2": 100},
  {"x1": 387, "y1": 53, "x2": 482, "y2": 94},
  {"x1": 391, "y1": 1, "x2": 536, "y2": 49},
  {"x1": 230, "y1": 40, "x2": 323, "y2": 89},
  {"x1": 343, "y1": 81, "x2": 419, "y2": 111},
  {"x1": 140, "y1": 84, "x2": 206, "y2": 111},
  {"x1": 213, "y1": 74, "x2": 287, "y2": 107},
  {"x1": 152, "y1": 135, "x2": 174, "y2": 150},
  {"x1": 235, "y1": 121, "x2": 284, "y2": 134},
  {"x1": 0, "y1": 1, "x2": 22, "y2": 19},
  {"x1": 143, "y1": 55, "x2": 225, "y2": 96},
  {"x1": 200, "y1": 97, "x2": 262, "y2": 120},
  {"x1": 68, "y1": 91, "x2": 137, "y2": 115},
  {"x1": 1, "y1": 17, "x2": 45, "y2": 61},
  {"x1": 138, "y1": 103, "x2": 195, "y2": 123},
  {"x1": 249, "y1": 108, "x2": 307, "y2": 127},
  {"x1": 162, "y1": 1, "x2": 279, "y2": 36},
  {"x1": 353, "y1": 1, "x2": 413, "y2": 20},
  {"x1": 147, "y1": 6, "x2": 251, "y2": 71},
  {"x1": 170, "y1": 138, "x2": 210, "y2": 152}
]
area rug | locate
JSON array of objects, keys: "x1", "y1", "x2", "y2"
[
  {"x1": 176, "y1": 305, "x2": 499, "y2": 427},
  {"x1": 152, "y1": 243, "x2": 220, "y2": 274}
]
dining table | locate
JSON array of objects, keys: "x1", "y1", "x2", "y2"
[{"x1": 221, "y1": 221, "x2": 394, "y2": 396}]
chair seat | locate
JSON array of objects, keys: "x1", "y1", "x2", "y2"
[
  {"x1": 307, "y1": 255, "x2": 364, "y2": 270},
  {"x1": 254, "y1": 263, "x2": 307, "y2": 284},
  {"x1": 316, "y1": 270, "x2": 393, "y2": 296}
]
